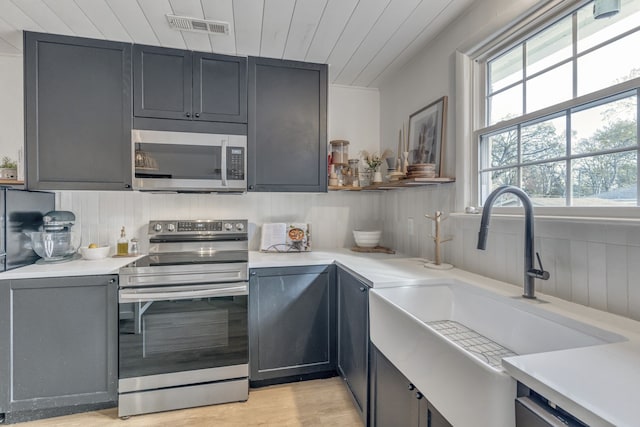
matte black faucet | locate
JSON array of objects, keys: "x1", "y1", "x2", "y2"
[{"x1": 476, "y1": 185, "x2": 550, "y2": 299}]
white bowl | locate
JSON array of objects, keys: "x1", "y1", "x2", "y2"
[
  {"x1": 79, "y1": 245, "x2": 110, "y2": 260},
  {"x1": 353, "y1": 230, "x2": 382, "y2": 248}
]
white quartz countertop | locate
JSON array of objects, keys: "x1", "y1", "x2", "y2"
[
  {"x1": 503, "y1": 341, "x2": 640, "y2": 427},
  {"x1": 0, "y1": 255, "x2": 142, "y2": 279},
  {"x1": 3, "y1": 249, "x2": 640, "y2": 426},
  {"x1": 249, "y1": 249, "x2": 451, "y2": 287}
]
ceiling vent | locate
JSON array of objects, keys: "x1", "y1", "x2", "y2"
[{"x1": 166, "y1": 14, "x2": 229, "y2": 35}]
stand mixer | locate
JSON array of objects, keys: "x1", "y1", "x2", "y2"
[{"x1": 27, "y1": 211, "x2": 81, "y2": 263}]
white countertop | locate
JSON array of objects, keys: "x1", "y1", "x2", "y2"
[
  {"x1": 3, "y1": 249, "x2": 640, "y2": 426},
  {"x1": 249, "y1": 249, "x2": 450, "y2": 287},
  {"x1": 0, "y1": 255, "x2": 142, "y2": 279}
]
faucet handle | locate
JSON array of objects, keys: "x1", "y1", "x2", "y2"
[{"x1": 527, "y1": 252, "x2": 550, "y2": 280}]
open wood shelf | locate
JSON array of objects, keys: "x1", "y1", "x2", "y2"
[
  {"x1": 329, "y1": 177, "x2": 455, "y2": 191},
  {"x1": 0, "y1": 179, "x2": 25, "y2": 186}
]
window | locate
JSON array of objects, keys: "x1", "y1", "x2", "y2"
[{"x1": 477, "y1": 0, "x2": 640, "y2": 208}]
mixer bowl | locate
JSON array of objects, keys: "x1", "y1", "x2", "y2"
[{"x1": 27, "y1": 231, "x2": 81, "y2": 262}]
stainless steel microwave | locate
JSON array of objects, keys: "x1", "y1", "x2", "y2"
[{"x1": 132, "y1": 129, "x2": 246, "y2": 193}]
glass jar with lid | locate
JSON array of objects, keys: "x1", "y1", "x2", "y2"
[{"x1": 330, "y1": 140, "x2": 349, "y2": 166}]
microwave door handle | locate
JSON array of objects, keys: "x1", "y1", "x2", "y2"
[
  {"x1": 221, "y1": 138, "x2": 228, "y2": 187},
  {"x1": 119, "y1": 285, "x2": 247, "y2": 302}
]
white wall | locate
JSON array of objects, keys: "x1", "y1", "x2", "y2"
[
  {"x1": 0, "y1": 55, "x2": 24, "y2": 179},
  {"x1": 56, "y1": 190, "x2": 384, "y2": 253},
  {"x1": 328, "y1": 84, "x2": 380, "y2": 161},
  {"x1": 378, "y1": 0, "x2": 640, "y2": 320}
]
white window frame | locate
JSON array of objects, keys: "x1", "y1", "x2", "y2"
[{"x1": 458, "y1": 0, "x2": 640, "y2": 218}]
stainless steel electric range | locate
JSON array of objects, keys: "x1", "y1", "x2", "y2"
[{"x1": 117, "y1": 219, "x2": 249, "y2": 418}]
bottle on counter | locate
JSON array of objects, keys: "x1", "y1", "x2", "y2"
[
  {"x1": 117, "y1": 226, "x2": 128, "y2": 256},
  {"x1": 129, "y1": 237, "x2": 139, "y2": 255}
]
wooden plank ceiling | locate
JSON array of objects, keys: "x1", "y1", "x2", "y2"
[{"x1": 0, "y1": 0, "x2": 475, "y2": 87}]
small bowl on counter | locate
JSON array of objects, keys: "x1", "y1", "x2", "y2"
[
  {"x1": 353, "y1": 230, "x2": 382, "y2": 248},
  {"x1": 79, "y1": 245, "x2": 111, "y2": 260}
]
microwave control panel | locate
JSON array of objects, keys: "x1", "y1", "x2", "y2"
[{"x1": 227, "y1": 147, "x2": 245, "y2": 180}]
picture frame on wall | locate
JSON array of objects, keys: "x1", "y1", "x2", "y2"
[{"x1": 408, "y1": 96, "x2": 447, "y2": 177}]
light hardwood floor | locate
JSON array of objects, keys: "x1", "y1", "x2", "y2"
[{"x1": 17, "y1": 377, "x2": 363, "y2": 427}]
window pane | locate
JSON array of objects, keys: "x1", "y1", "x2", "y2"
[
  {"x1": 577, "y1": 0, "x2": 640, "y2": 53},
  {"x1": 572, "y1": 95, "x2": 638, "y2": 155},
  {"x1": 489, "y1": 46, "x2": 522, "y2": 93},
  {"x1": 522, "y1": 116, "x2": 566, "y2": 163},
  {"x1": 488, "y1": 84, "x2": 522, "y2": 125},
  {"x1": 522, "y1": 161, "x2": 567, "y2": 205},
  {"x1": 572, "y1": 151, "x2": 637, "y2": 206},
  {"x1": 480, "y1": 129, "x2": 518, "y2": 169},
  {"x1": 526, "y1": 62, "x2": 573, "y2": 113},
  {"x1": 526, "y1": 15, "x2": 572, "y2": 76},
  {"x1": 480, "y1": 168, "x2": 518, "y2": 205},
  {"x1": 577, "y1": 30, "x2": 640, "y2": 96}
]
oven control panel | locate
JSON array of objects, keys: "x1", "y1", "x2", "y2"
[{"x1": 148, "y1": 219, "x2": 248, "y2": 235}]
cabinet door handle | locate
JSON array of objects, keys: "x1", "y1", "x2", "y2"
[
  {"x1": 408, "y1": 383, "x2": 415, "y2": 391},
  {"x1": 359, "y1": 286, "x2": 366, "y2": 292},
  {"x1": 185, "y1": 112, "x2": 191, "y2": 118},
  {"x1": 195, "y1": 113, "x2": 200, "y2": 118},
  {"x1": 109, "y1": 278, "x2": 116, "y2": 284},
  {"x1": 415, "y1": 391, "x2": 423, "y2": 400}
]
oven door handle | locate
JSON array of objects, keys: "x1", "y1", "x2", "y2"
[{"x1": 119, "y1": 284, "x2": 248, "y2": 302}]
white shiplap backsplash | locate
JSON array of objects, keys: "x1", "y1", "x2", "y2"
[
  {"x1": 58, "y1": 185, "x2": 640, "y2": 321},
  {"x1": 57, "y1": 190, "x2": 384, "y2": 255},
  {"x1": 382, "y1": 185, "x2": 640, "y2": 322}
]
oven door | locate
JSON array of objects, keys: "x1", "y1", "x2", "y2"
[{"x1": 118, "y1": 282, "x2": 248, "y2": 387}]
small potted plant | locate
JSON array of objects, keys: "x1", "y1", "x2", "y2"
[
  {"x1": 360, "y1": 149, "x2": 392, "y2": 184},
  {"x1": 0, "y1": 156, "x2": 17, "y2": 180}
]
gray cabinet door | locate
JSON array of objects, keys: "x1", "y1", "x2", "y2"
[
  {"x1": 248, "y1": 57, "x2": 327, "y2": 192},
  {"x1": 133, "y1": 46, "x2": 247, "y2": 124},
  {"x1": 337, "y1": 267, "x2": 369, "y2": 420},
  {"x1": 193, "y1": 52, "x2": 247, "y2": 123},
  {"x1": 133, "y1": 44, "x2": 192, "y2": 120},
  {"x1": 371, "y1": 345, "x2": 452, "y2": 427},
  {"x1": 24, "y1": 32, "x2": 132, "y2": 191},
  {"x1": 371, "y1": 345, "x2": 419, "y2": 427},
  {"x1": 249, "y1": 265, "x2": 336, "y2": 383},
  {"x1": 423, "y1": 400, "x2": 453, "y2": 427},
  {"x1": 0, "y1": 275, "x2": 117, "y2": 422}
]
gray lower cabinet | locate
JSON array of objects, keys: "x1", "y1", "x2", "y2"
[
  {"x1": 133, "y1": 44, "x2": 247, "y2": 125},
  {"x1": 337, "y1": 267, "x2": 370, "y2": 423},
  {"x1": 371, "y1": 345, "x2": 452, "y2": 427},
  {"x1": 248, "y1": 57, "x2": 327, "y2": 192},
  {"x1": 0, "y1": 275, "x2": 118, "y2": 423},
  {"x1": 249, "y1": 265, "x2": 336, "y2": 384},
  {"x1": 24, "y1": 32, "x2": 132, "y2": 191}
]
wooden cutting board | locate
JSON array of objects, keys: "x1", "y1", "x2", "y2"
[{"x1": 350, "y1": 246, "x2": 395, "y2": 254}]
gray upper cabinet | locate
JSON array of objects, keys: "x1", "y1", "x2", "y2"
[
  {"x1": 337, "y1": 267, "x2": 370, "y2": 423},
  {"x1": 133, "y1": 45, "x2": 247, "y2": 124},
  {"x1": 0, "y1": 275, "x2": 118, "y2": 423},
  {"x1": 249, "y1": 265, "x2": 336, "y2": 385},
  {"x1": 248, "y1": 57, "x2": 327, "y2": 192},
  {"x1": 24, "y1": 32, "x2": 132, "y2": 191}
]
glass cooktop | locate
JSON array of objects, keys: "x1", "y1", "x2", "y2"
[{"x1": 123, "y1": 250, "x2": 248, "y2": 268}]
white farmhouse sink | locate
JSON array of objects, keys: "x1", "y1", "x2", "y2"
[{"x1": 369, "y1": 281, "x2": 626, "y2": 427}]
